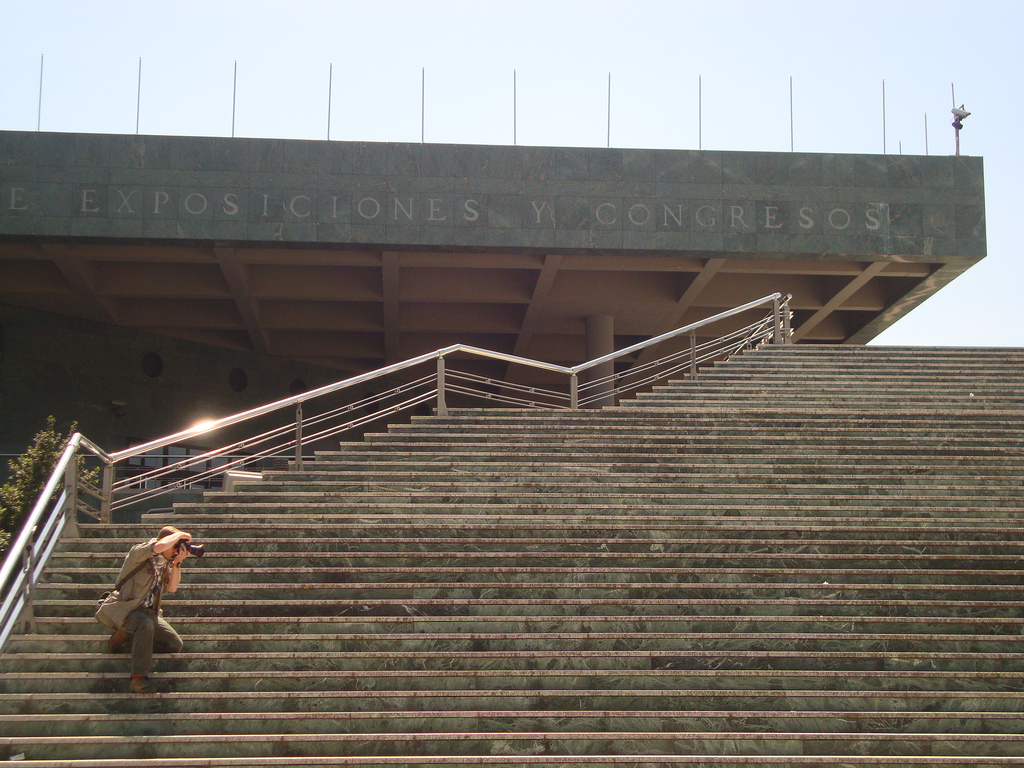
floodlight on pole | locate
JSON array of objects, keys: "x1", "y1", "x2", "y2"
[
  {"x1": 951, "y1": 104, "x2": 970, "y2": 156},
  {"x1": 950, "y1": 82, "x2": 970, "y2": 156}
]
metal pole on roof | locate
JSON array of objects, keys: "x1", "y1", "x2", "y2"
[
  {"x1": 231, "y1": 61, "x2": 238, "y2": 138},
  {"x1": 37, "y1": 54, "x2": 44, "y2": 131},
  {"x1": 881, "y1": 79, "x2": 886, "y2": 154},
  {"x1": 327, "y1": 63, "x2": 333, "y2": 140},
  {"x1": 421, "y1": 67, "x2": 425, "y2": 143},
  {"x1": 698, "y1": 75, "x2": 702, "y2": 150},
  {"x1": 607, "y1": 72, "x2": 611, "y2": 148},
  {"x1": 136, "y1": 57, "x2": 142, "y2": 135},
  {"x1": 513, "y1": 70, "x2": 517, "y2": 145},
  {"x1": 789, "y1": 76, "x2": 794, "y2": 151}
]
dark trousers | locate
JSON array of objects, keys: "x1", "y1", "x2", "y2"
[{"x1": 120, "y1": 608, "x2": 183, "y2": 677}]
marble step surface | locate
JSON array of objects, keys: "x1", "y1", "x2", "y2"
[{"x1": 3, "y1": 344, "x2": 1023, "y2": 765}]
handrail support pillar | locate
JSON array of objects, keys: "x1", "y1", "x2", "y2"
[
  {"x1": 99, "y1": 465, "x2": 113, "y2": 524},
  {"x1": 62, "y1": 458, "x2": 79, "y2": 539},
  {"x1": 690, "y1": 332, "x2": 698, "y2": 379},
  {"x1": 437, "y1": 356, "x2": 449, "y2": 417},
  {"x1": 294, "y1": 403, "x2": 304, "y2": 471},
  {"x1": 19, "y1": 534, "x2": 36, "y2": 635}
]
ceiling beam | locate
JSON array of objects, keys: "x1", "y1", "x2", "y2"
[
  {"x1": 498, "y1": 254, "x2": 563, "y2": 389},
  {"x1": 791, "y1": 261, "x2": 890, "y2": 343},
  {"x1": 213, "y1": 247, "x2": 270, "y2": 355},
  {"x1": 43, "y1": 244, "x2": 120, "y2": 325},
  {"x1": 513, "y1": 254, "x2": 562, "y2": 358},
  {"x1": 630, "y1": 257, "x2": 725, "y2": 369}
]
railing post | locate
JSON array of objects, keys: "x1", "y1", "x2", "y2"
[
  {"x1": 773, "y1": 296, "x2": 784, "y2": 345},
  {"x1": 570, "y1": 373, "x2": 578, "y2": 410},
  {"x1": 690, "y1": 332, "x2": 698, "y2": 379},
  {"x1": 19, "y1": 531, "x2": 37, "y2": 635},
  {"x1": 294, "y1": 402, "x2": 304, "y2": 471},
  {"x1": 437, "y1": 356, "x2": 448, "y2": 417},
  {"x1": 99, "y1": 464, "x2": 113, "y2": 524},
  {"x1": 62, "y1": 457, "x2": 79, "y2": 539},
  {"x1": 782, "y1": 295, "x2": 792, "y2": 343}
]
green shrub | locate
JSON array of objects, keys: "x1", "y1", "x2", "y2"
[{"x1": 0, "y1": 416, "x2": 78, "y2": 557}]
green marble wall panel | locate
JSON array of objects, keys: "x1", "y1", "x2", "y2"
[{"x1": 0, "y1": 131, "x2": 985, "y2": 261}]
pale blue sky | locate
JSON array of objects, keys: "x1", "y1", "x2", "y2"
[{"x1": 1, "y1": 0, "x2": 1021, "y2": 345}]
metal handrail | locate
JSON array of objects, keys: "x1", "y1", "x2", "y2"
[{"x1": 0, "y1": 292, "x2": 790, "y2": 650}]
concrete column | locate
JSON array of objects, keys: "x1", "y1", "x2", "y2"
[{"x1": 585, "y1": 315, "x2": 615, "y2": 408}]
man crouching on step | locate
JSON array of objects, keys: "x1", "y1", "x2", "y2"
[{"x1": 95, "y1": 525, "x2": 195, "y2": 694}]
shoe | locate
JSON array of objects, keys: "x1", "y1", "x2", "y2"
[
  {"x1": 108, "y1": 628, "x2": 130, "y2": 653},
  {"x1": 129, "y1": 675, "x2": 156, "y2": 694}
]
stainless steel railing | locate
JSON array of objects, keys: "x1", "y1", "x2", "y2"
[{"x1": 0, "y1": 292, "x2": 790, "y2": 650}]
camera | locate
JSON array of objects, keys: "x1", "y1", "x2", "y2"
[{"x1": 178, "y1": 541, "x2": 205, "y2": 558}]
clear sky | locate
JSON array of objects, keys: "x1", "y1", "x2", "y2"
[{"x1": 1, "y1": 0, "x2": 1021, "y2": 346}]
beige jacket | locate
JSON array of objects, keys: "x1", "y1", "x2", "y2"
[{"x1": 95, "y1": 539, "x2": 170, "y2": 629}]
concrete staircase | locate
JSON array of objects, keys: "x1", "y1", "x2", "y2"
[{"x1": 2, "y1": 344, "x2": 1024, "y2": 766}]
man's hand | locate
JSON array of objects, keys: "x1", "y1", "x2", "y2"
[
  {"x1": 154, "y1": 529, "x2": 191, "y2": 558},
  {"x1": 171, "y1": 542, "x2": 190, "y2": 564}
]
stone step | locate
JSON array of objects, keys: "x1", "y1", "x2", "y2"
[
  {"x1": 302, "y1": 456, "x2": 1024, "y2": 475},
  {"x1": 319, "y1": 441, "x2": 1024, "y2": 457},
  {"x1": 336, "y1": 418, "x2": 1024, "y2": 439},
  {"x1": 302, "y1": 456, "x2": 1024, "y2": 472},
  {"x1": 30, "y1": 613, "x2": 1024, "y2": 641},
  {"x1": 44, "y1": 548, "x2": 1024, "y2": 572},
  {"x1": 339, "y1": 438, "x2": 1024, "y2": 455},
  {"x1": 36, "y1": 580, "x2": 1024, "y2": 603},
  {"x1": 716, "y1": 346, "x2": 1024, "y2": 361},
  {"x1": 55, "y1": 533, "x2": 1024, "y2": 554},
  {"x1": 674, "y1": 382, "x2": 1024, "y2": 396},
  {"x1": 5, "y1": 689, "x2": 1024, "y2": 721},
  {"x1": 623, "y1": 398, "x2": 1024, "y2": 411},
  {"x1": 331, "y1": 446, "x2": 1022, "y2": 465},
  {"x1": 153, "y1": 504, "x2": 1024, "y2": 522},
  {"x1": 91, "y1": 515, "x2": 1024, "y2": 536},
  {"x1": 216, "y1": 476, "x2": 1022, "y2": 495},
  {"x1": 715, "y1": 364, "x2": 1024, "y2": 375},
  {"x1": 657, "y1": 364, "x2": 1024, "y2": 377},
  {"x1": 243, "y1": 474, "x2": 1021, "y2": 493},
  {"x1": 6, "y1": 666, "x2": 1024, "y2": 697},
  {"x1": 185, "y1": 491, "x2": 1023, "y2": 509},
  {"x1": 626, "y1": 391, "x2": 1024, "y2": 402},
  {"x1": 10, "y1": 629, "x2": 1024, "y2": 656},
  {"x1": 5, "y1": 647, "x2": 1019, "y2": 674},
  {"x1": 4, "y1": 729, "x2": 1024, "y2": 763},
  {"x1": 161, "y1": 507, "x2": 1024, "y2": 524},
  {"x1": 0, "y1": 756, "x2": 1015, "y2": 768},
  {"x1": 691, "y1": 362, "x2": 1024, "y2": 375},
  {"x1": 415, "y1": 416, "x2": 1024, "y2": 433},
  {"x1": 359, "y1": 435, "x2": 1024, "y2": 452},
  {"x1": 32, "y1": 594, "x2": 1024, "y2": 619},
  {"x1": 399, "y1": 427, "x2": 1024, "y2": 443}
]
